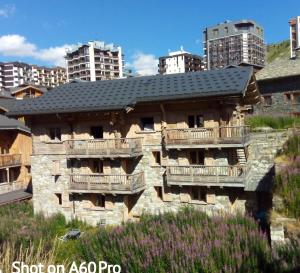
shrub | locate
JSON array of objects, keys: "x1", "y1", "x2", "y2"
[
  {"x1": 0, "y1": 240, "x2": 63, "y2": 273},
  {"x1": 246, "y1": 116, "x2": 300, "y2": 130},
  {"x1": 275, "y1": 156, "x2": 300, "y2": 218},
  {"x1": 280, "y1": 134, "x2": 300, "y2": 157},
  {"x1": 0, "y1": 203, "x2": 300, "y2": 272},
  {"x1": 0, "y1": 201, "x2": 91, "y2": 263},
  {"x1": 77, "y1": 209, "x2": 273, "y2": 273}
]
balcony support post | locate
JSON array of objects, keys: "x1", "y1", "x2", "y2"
[{"x1": 6, "y1": 168, "x2": 10, "y2": 183}]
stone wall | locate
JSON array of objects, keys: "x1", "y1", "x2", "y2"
[
  {"x1": 254, "y1": 92, "x2": 300, "y2": 115},
  {"x1": 246, "y1": 130, "x2": 290, "y2": 192}
]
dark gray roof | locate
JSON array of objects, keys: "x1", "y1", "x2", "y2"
[
  {"x1": 256, "y1": 57, "x2": 300, "y2": 81},
  {"x1": 0, "y1": 98, "x2": 16, "y2": 112},
  {"x1": 8, "y1": 67, "x2": 253, "y2": 116},
  {"x1": 0, "y1": 114, "x2": 31, "y2": 133}
]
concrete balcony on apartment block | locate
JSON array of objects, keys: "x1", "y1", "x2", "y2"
[
  {"x1": 65, "y1": 138, "x2": 143, "y2": 158},
  {"x1": 69, "y1": 172, "x2": 145, "y2": 194},
  {"x1": 165, "y1": 125, "x2": 250, "y2": 149},
  {"x1": 166, "y1": 164, "x2": 250, "y2": 187}
]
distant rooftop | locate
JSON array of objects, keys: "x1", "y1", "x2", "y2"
[
  {"x1": 66, "y1": 40, "x2": 120, "y2": 53},
  {"x1": 0, "y1": 114, "x2": 30, "y2": 133},
  {"x1": 256, "y1": 56, "x2": 300, "y2": 81},
  {"x1": 168, "y1": 47, "x2": 190, "y2": 56},
  {"x1": 204, "y1": 19, "x2": 264, "y2": 40},
  {"x1": 9, "y1": 84, "x2": 48, "y2": 95}
]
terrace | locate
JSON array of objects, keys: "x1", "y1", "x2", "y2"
[
  {"x1": 165, "y1": 126, "x2": 250, "y2": 148},
  {"x1": 65, "y1": 138, "x2": 143, "y2": 158},
  {"x1": 69, "y1": 172, "x2": 145, "y2": 194},
  {"x1": 166, "y1": 164, "x2": 250, "y2": 187}
]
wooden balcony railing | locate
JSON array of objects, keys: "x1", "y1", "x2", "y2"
[
  {"x1": 165, "y1": 126, "x2": 250, "y2": 146},
  {"x1": 69, "y1": 172, "x2": 145, "y2": 194},
  {"x1": 166, "y1": 164, "x2": 250, "y2": 187},
  {"x1": 0, "y1": 154, "x2": 22, "y2": 168},
  {"x1": 65, "y1": 138, "x2": 143, "y2": 158}
]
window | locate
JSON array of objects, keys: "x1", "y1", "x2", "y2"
[
  {"x1": 91, "y1": 126, "x2": 103, "y2": 139},
  {"x1": 263, "y1": 96, "x2": 272, "y2": 106},
  {"x1": 0, "y1": 147, "x2": 8, "y2": 154},
  {"x1": 213, "y1": 29, "x2": 219, "y2": 36},
  {"x1": 152, "y1": 151, "x2": 161, "y2": 165},
  {"x1": 196, "y1": 115, "x2": 204, "y2": 127},
  {"x1": 93, "y1": 160, "x2": 103, "y2": 173},
  {"x1": 141, "y1": 117, "x2": 154, "y2": 131},
  {"x1": 284, "y1": 93, "x2": 291, "y2": 102},
  {"x1": 189, "y1": 151, "x2": 205, "y2": 165},
  {"x1": 96, "y1": 195, "x2": 105, "y2": 207},
  {"x1": 188, "y1": 115, "x2": 204, "y2": 128},
  {"x1": 55, "y1": 193, "x2": 62, "y2": 205},
  {"x1": 191, "y1": 188, "x2": 206, "y2": 202},
  {"x1": 293, "y1": 94, "x2": 300, "y2": 104},
  {"x1": 49, "y1": 128, "x2": 61, "y2": 141},
  {"x1": 155, "y1": 186, "x2": 163, "y2": 200}
]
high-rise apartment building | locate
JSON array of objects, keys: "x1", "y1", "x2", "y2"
[
  {"x1": 203, "y1": 20, "x2": 265, "y2": 70},
  {"x1": 289, "y1": 16, "x2": 300, "y2": 59},
  {"x1": 158, "y1": 47, "x2": 204, "y2": 74},
  {"x1": 65, "y1": 41, "x2": 124, "y2": 81},
  {"x1": 0, "y1": 62, "x2": 67, "y2": 90}
]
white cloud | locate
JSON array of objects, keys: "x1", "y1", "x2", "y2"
[
  {"x1": 0, "y1": 34, "x2": 73, "y2": 67},
  {"x1": 35, "y1": 45, "x2": 71, "y2": 67},
  {"x1": 129, "y1": 52, "x2": 158, "y2": 76},
  {"x1": 0, "y1": 4, "x2": 15, "y2": 17},
  {"x1": 0, "y1": 35, "x2": 36, "y2": 56}
]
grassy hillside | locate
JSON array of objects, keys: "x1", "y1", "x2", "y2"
[{"x1": 266, "y1": 40, "x2": 290, "y2": 63}]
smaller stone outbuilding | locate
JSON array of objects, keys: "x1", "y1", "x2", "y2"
[{"x1": 255, "y1": 56, "x2": 300, "y2": 115}]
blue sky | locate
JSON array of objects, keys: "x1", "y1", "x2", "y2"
[{"x1": 0, "y1": 0, "x2": 299, "y2": 74}]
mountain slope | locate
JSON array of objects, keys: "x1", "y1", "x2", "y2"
[{"x1": 266, "y1": 40, "x2": 290, "y2": 63}]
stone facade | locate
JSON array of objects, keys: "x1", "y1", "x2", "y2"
[
  {"x1": 255, "y1": 76, "x2": 300, "y2": 115},
  {"x1": 24, "y1": 83, "x2": 291, "y2": 227},
  {"x1": 26, "y1": 99, "x2": 269, "y2": 226}
]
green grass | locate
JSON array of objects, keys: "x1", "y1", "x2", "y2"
[
  {"x1": 246, "y1": 116, "x2": 300, "y2": 130},
  {"x1": 266, "y1": 40, "x2": 290, "y2": 63},
  {"x1": 280, "y1": 134, "x2": 300, "y2": 157},
  {"x1": 0, "y1": 201, "x2": 94, "y2": 263}
]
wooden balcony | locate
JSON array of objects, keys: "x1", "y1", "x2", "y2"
[
  {"x1": 65, "y1": 138, "x2": 143, "y2": 158},
  {"x1": 166, "y1": 164, "x2": 250, "y2": 187},
  {"x1": 0, "y1": 154, "x2": 22, "y2": 169},
  {"x1": 69, "y1": 172, "x2": 145, "y2": 194},
  {"x1": 165, "y1": 126, "x2": 250, "y2": 148}
]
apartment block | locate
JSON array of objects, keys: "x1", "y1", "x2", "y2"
[
  {"x1": 65, "y1": 41, "x2": 124, "y2": 82},
  {"x1": 158, "y1": 48, "x2": 204, "y2": 74},
  {"x1": 289, "y1": 16, "x2": 300, "y2": 58},
  {"x1": 31, "y1": 66, "x2": 67, "y2": 87},
  {"x1": 203, "y1": 20, "x2": 265, "y2": 70},
  {"x1": 9, "y1": 67, "x2": 264, "y2": 226},
  {"x1": 0, "y1": 62, "x2": 67, "y2": 89}
]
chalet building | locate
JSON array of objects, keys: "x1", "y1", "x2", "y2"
[
  {"x1": 9, "y1": 84, "x2": 47, "y2": 100},
  {"x1": 255, "y1": 56, "x2": 300, "y2": 115},
  {"x1": 9, "y1": 67, "x2": 261, "y2": 226},
  {"x1": 0, "y1": 113, "x2": 31, "y2": 195}
]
